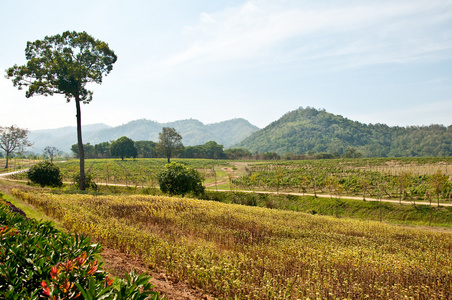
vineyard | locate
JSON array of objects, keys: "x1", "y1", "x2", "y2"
[
  {"x1": 7, "y1": 158, "x2": 230, "y2": 189},
  {"x1": 231, "y1": 158, "x2": 452, "y2": 204},
  {"x1": 10, "y1": 188, "x2": 452, "y2": 300}
]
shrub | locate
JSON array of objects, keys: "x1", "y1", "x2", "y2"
[
  {"x1": 72, "y1": 172, "x2": 98, "y2": 191},
  {"x1": 27, "y1": 161, "x2": 63, "y2": 187},
  {"x1": 158, "y1": 162, "x2": 204, "y2": 196}
]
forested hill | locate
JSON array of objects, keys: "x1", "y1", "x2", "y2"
[
  {"x1": 29, "y1": 118, "x2": 259, "y2": 154},
  {"x1": 235, "y1": 107, "x2": 452, "y2": 157}
]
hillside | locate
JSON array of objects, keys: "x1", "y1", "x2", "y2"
[
  {"x1": 235, "y1": 107, "x2": 452, "y2": 157},
  {"x1": 28, "y1": 118, "x2": 259, "y2": 154}
]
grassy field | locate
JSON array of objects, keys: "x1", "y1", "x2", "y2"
[{"x1": 8, "y1": 186, "x2": 452, "y2": 300}]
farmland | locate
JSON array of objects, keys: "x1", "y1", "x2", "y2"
[
  {"x1": 7, "y1": 157, "x2": 452, "y2": 203},
  {"x1": 9, "y1": 187, "x2": 452, "y2": 299},
  {"x1": 2, "y1": 157, "x2": 452, "y2": 299}
]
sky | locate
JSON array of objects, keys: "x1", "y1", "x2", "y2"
[{"x1": 1, "y1": 0, "x2": 452, "y2": 131}]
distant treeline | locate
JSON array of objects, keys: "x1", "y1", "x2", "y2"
[{"x1": 71, "y1": 139, "x2": 280, "y2": 160}]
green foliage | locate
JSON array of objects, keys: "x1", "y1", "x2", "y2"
[
  {"x1": 110, "y1": 136, "x2": 137, "y2": 160},
  {"x1": 6, "y1": 30, "x2": 117, "y2": 191},
  {"x1": 158, "y1": 162, "x2": 204, "y2": 196},
  {"x1": 73, "y1": 172, "x2": 98, "y2": 191},
  {"x1": 180, "y1": 140, "x2": 227, "y2": 159},
  {"x1": 156, "y1": 127, "x2": 184, "y2": 163},
  {"x1": 236, "y1": 107, "x2": 452, "y2": 157},
  {"x1": 27, "y1": 161, "x2": 63, "y2": 187},
  {"x1": 231, "y1": 158, "x2": 452, "y2": 203},
  {"x1": 201, "y1": 191, "x2": 452, "y2": 226},
  {"x1": 0, "y1": 198, "x2": 161, "y2": 300},
  {"x1": 6, "y1": 31, "x2": 117, "y2": 103},
  {"x1": 135, "y1": 140, "x2": 157, "y2": 158},
  {"x1": 94, "y1": 141, "x2": 111, "y2": 158},
  {"x1": 71, "y1": 143, "x2": 96, "y2": 159},
  {"x1": 224, "y1": 148, "x2": 252, "y2": 159}
]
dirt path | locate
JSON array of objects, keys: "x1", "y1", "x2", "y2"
[{"x1": 100, "y1": 247, "x2": 214, "y2": 300}]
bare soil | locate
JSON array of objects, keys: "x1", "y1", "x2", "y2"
[{"x1": 100, "y1": 246, "x2": 215, "y2": 300}]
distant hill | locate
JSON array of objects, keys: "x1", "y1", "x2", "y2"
[
  {"x1": 28, "y1": 118, "x2": 259, "y2": 154},
  {"x1": 235, "y1": 107, "x2": 452, "y2": 157}
]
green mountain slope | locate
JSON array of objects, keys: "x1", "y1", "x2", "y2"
[{"x1": 235, "y1": 107, "x2": 452, "y2": 157}]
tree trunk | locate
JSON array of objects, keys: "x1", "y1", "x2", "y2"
[
  {"x1": 4, "y1": 151, "x2": 10, "y2": 169},
  {"x1": 75, "y1": 98, "x2": 86, "y2": 190}
]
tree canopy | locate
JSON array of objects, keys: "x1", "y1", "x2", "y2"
[
  {"x1": 6, "y1": 31, "x2": 117, "y2": 189},
  {"x1": 156, "y1": 127, "x2": 184, "y2": 163},
  {"x1": 180, "y1": 141, "x2": 227, "y2": 159},
  {"x1": 110, "y1": 136, "x2": 137, "y2": 160}
]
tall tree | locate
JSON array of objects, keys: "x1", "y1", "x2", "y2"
[
  {"x1": 0, "y1": 125, "x2": 33, "y2": 168},
  {"x1": 156, "y1": 127, "x2": 184, "y2": 163},
  {"x1": 6, "y1": 31, "x2": 117, "y2": 190},
  {"x1": 110, "y1": 136, "x2": 137, "y2": 160}
]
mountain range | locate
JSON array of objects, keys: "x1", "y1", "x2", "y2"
[
  {"x1": 28, "y1": 118, "x2": 259, "y2": 154},
  {"x1": 26, "y1": 107, "x2": 452, "y2": 157}
]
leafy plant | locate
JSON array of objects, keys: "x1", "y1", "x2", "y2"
[
  {"x1": 0, "y1": 198, "x2": 162, "y2": 299},
  {"x1": 158, "y1": 162, "x2": 204, "y2": 196},
  {"x1": 27, "y1": 161, "x2": 63, "y2": 187},
  {"x1": 73, "y1": 172, "x2": 98, "y2": 191}
]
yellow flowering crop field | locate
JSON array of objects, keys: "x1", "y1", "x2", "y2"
[{"x1": 12, "y1": 189, "x2": 452, "y2": 299}]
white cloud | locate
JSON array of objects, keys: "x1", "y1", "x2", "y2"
[{"x1": 160, "y1": 0, "x2": 452, "y2": 70}]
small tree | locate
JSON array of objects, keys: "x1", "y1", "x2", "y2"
[
  {"x1": 110, "y1": 136, "x2": 137, "y2": 160},
  {"x1": 28, "y1": 161, "x2": 63, "y2": 187},
  {"x1": 156, "y1": 127, "x2": 184, "y2": 163},
  {"x1": 0, "y1": 125, "x2": 33, "y2": 168},
  {"x1": 43, "y1": 146, "x2": 61, "y2": 163},
  {"x1": 428, "y1": 170, "x2": 449, "y2": 207},
  {"x1": 158, "y1": 162, "x2": 204, "y2": 196}
]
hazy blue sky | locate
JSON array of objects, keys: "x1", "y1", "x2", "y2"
[{"x1": 1, "y1": 0, "x2": 452, "y2": 130}]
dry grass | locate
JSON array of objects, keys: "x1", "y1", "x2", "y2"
[{"x1": 12, "y1": 189, "x2": 452, "y2": 299}]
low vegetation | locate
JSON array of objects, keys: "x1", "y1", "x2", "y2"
[
  {"x1": 10, "y1": 188, "x2": 452, "y2": 299},
  {"x1": 0, "y1": 196, "x2": 161, "y2": 300}
]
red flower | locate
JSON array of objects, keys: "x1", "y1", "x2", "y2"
[
  {"x1": 87, "y1": 260, "x2": 99, "y2": 275},
  {"x1": 104, "y1": 275, "x2": 114, "y2": 286},
  {"x1": 75, "y1": 251, "x2": 87, "y2": 266},
  {"x1": 50, "y1": 266, "x2": 60, "y2": 280},
  {"x1": 62, "y1": 259, "x2": 74, "y2": 272},
  {"x1": 41, "y1": 281, "x2": 51, "y2": 296},
  {"x1": 60, "y1": 280, "x2": 73, "y2": 293}
]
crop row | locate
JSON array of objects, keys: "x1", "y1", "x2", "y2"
[
  {"x1": 232, "y1": 159, "x2": 452, "y2": 203},
  {"x1": 12, "y1": 189, "x2": 452, "y2": 299}
]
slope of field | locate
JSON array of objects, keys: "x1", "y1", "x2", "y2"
[{"x1": 11, "y1": 188, "x2": 452, "y2": 300}]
